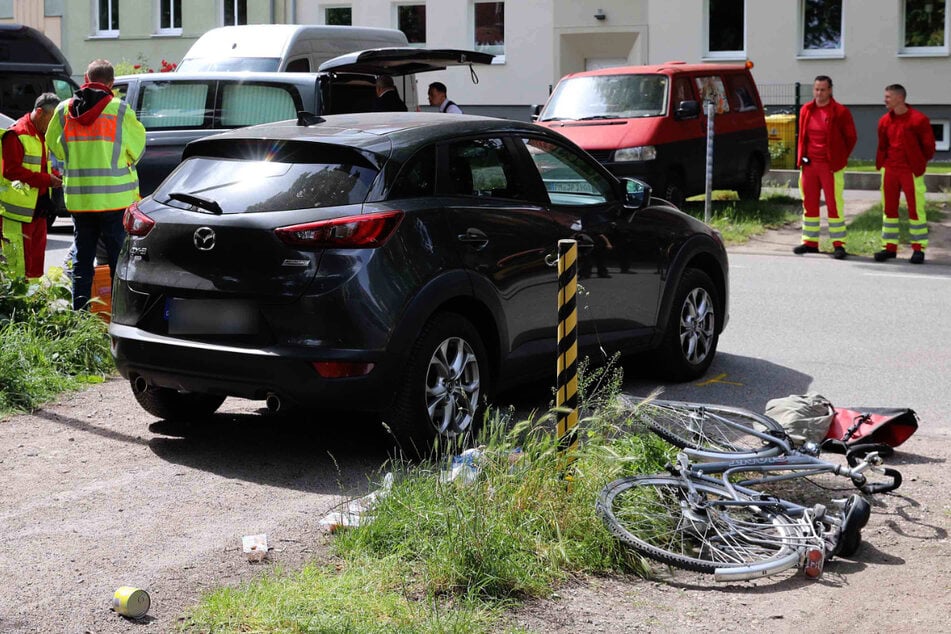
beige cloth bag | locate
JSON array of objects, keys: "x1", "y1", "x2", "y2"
[{"x1": 765, "y1": 392, "x2": 835, "y2": 443}]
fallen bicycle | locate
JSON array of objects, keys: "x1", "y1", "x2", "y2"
[{"x1": 598, "y1": 398, "x2": 903, "y2": 582}]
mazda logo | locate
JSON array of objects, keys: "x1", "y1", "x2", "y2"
[{"x1": 193, "y1": 227, "x2": 216, "y2": 251}]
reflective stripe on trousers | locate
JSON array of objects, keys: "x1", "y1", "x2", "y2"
[{"x1": 880, "y1": 168, "x2": 928, "y2": 249}]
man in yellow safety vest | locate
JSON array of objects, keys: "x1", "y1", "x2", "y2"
[
  {"x1": 1, "y1": 93, "x2": 62, "y2": 279},
  {"x1": 46, "y1": 59, "x2": 146, "y2": 309}
]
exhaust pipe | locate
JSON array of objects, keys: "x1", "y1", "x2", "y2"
[
  {"x1": 265, "y1": 393, "x2": 282, "y2": 413},
  {"x1": 132, "y1": 375, "x2": 149, "y2": 394}
]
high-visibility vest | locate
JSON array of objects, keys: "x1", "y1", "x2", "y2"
[
  {"x1": 47, "y1": 97, "x2": 145, "y2": 212},
  {"x1": 0, "y1": 128, "x2": 43, "y2": 222}
]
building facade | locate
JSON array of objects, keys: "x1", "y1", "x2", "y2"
[{"x1": 3, "y1": 0, "x2": 949, "y2": 159}]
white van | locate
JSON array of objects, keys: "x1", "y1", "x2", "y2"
[{"x1": 177, "y1": 24, "x2": 409, "y2": 74}]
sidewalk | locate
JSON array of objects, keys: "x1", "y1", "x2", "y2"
[{"x1": 729, "y1": 187, "x2": 951, "y2": 265}]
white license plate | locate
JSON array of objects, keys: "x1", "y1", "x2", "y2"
[{"x1": 165, "y1": 298, "x2": 258, "y2": 335}]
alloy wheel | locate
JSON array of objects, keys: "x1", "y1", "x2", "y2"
[
  {"x1": 425, "y1": 336, "x2": 481, "y2": 436},
  {"x1": 679, "y1": 287, "x2": 716, "y2": 365}
]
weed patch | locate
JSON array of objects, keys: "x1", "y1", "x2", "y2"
[{"x1": 182, "y1": 363, "x2": 673, "y2": 632}]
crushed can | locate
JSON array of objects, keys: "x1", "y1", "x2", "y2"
[{"x1": 113, "y1": 586, "x2": 151, "y2": 619}]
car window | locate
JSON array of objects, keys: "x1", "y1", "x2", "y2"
[
  {"x1": 320, "y1": 75, "x2": 377, "y2": 114},
  {"x1": 220, "y1": 83, "x2": 300, "y2": 127},
  {"x1": 444, "y1": 138, "x2": 525, "y2": 199},
  {"x1": 138, "y1": 81, "x2": 212, "y2": 129},
  {"x1": 694, "y1": 75, "x2": 730, "y2": 115},
  {"x1": 520, "y1": 138, "x2": 614, "y2": 206},
  {"x1": 154, "y1": 155, "x2": 378, "y2": 213},
  {"x1": 112, "y1": 82, "x2": 128, "y2": 101},
  {"x1": 391, "y1": 145, "x2": 436, "y2": 198}
]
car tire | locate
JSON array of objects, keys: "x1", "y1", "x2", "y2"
[
  {"x1": 737, "y1": 157, "x2": 764, "y2": 201},
  {"x1": 132, "y1": 382, "x2": 226, "y2": 420},
  {"x1": 389, "y1": 312, "x2": 490, "y2": 458},
  {"x1": 655, "y1": 268, "x2": 720, "y2": 381},
  {"x1": 661, "y1": 172, "x2": 686, "y2": 209}
]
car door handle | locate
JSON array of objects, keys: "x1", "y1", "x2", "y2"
[{"x1": 457, "y1": 228, "x2": 489, "y2": 250}]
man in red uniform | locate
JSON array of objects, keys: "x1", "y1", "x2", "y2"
[
  {"x1": 0, "y1": 93, "x2": 62, "y2": 279},
  {"x1": 794, "y1": 75, "x2": 857, "y2": 259},
  {"x1": 875, "y1": 84, "x2": 935, "y2": 264}
]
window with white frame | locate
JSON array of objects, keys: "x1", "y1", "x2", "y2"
[
  {"x1": 901, "y1": 0, "x2": 948, "y2": 54},
  {"x1": 474, "y1": 1, "x2": 504, "y2": 61},
  {"x1": 801, "y1": 0, "x2": 843, "y2": 56},
  {"x1": 96, "y1": 0, "x2": 119, "y2": 36},
  {"x1": 933, "y1": 120, "x2": 950, "y2": 151},
  {"x1": 158, "y1": 0, "x2": 182, "y2": 35},
  {"x1": 704, "y1": 0, "x2": 745, "y2": 59},
  {"x1": 223, "y1": 0, "x2": 247, "y2": 26},
  {"x1": 397, "y1": 4, "x2": 426, "y2": 46},
  {"x1": 325, "y1": 6, "x2": 352, "y2": 25}
]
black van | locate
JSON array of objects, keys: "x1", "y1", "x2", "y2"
[{"x1": 0, "y1": 24, "x2": 77, "y2": 119}]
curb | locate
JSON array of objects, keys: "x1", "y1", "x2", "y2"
[{"x1": 767, "y1": 169, "x2": 951, "y2": 193}]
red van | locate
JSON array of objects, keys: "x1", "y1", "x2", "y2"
[{"x1": 536, "y1": 62, "x2": 769, "y2": 208}]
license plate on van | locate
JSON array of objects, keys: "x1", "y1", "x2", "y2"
[{"x1": 165, "y1": 298, "x2": 258, "y2": 335}]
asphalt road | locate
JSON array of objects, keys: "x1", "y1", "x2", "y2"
[{"x1": 620, "y1": 250, "x2": 951, "y2": 436}]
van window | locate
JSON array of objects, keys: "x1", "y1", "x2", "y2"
[
  {"x1": 139, "y1": 81, "x2": 211, "y2": 129},
  {"x1": 220, "y1": 83, "x2": 299, "y2": 126},
  {"x1": 53, "y1": 79, "x2": 74, "y2": 101},
  {"x1": 672, "y1": 77, "x2": 694, "y2": 105},
  {"x1": 286, "y1": 58, "x2": 310, "y2": 72},
  {"x1": 694, "y1": 75, "x2": 730, "y2": 115},
  {"x1": 726, "y1": 73, "x2": 758, "y2": 112},
  {"x1": 177, "y1": 58, "x2": 280, "y2": 72},
  {"x1": 320, "y1": 76, "x2": 376, "y2": 114},
  {"x1": 540, "y1": 74, "x2": 667, "y2": 121}
]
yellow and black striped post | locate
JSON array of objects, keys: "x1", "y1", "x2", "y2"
[{"x1": 556, "y1": 239, "x2": 579, "y2": 462}]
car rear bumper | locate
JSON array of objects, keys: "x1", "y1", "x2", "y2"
[{"x1": 109, "y1": 323, "x2": 397, "y2": 411}]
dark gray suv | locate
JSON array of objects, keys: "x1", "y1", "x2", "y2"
[{"x1": 110, "y1": 113, "x2": 729, "y2": 451}]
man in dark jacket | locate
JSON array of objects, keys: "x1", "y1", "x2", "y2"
[
  {"x1": 794, "y1": 75, "x2": 857, "y2": 259},
  {"x1": 372, "y1": 76, "x2": 407, "y2": 112},
  {"x1": 874, "y1": 84, "x2": 935, "y2": 264}
]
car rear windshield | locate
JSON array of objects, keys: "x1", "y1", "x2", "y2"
[
  {"x1": 541, "y1": 74, "x2": 668, "y2": 121},
  {"x1": 153, "y1": 156, "x2": 379, "y2": 213}
]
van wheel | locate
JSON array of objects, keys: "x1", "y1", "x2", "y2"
[
  {"x1": 737, "y1": 158, "x2": 764, "y2": 201},
  {"x1": 662, "y1": 173, "x2": 686, "y2": 209}
]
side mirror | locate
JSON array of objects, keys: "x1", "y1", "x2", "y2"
[
  {"x1": 675, "y1": 100, "x2": 700, "y2": 120},
  {"x1": 531, "y1": 103, "x2": 543, "y2": 122},
  {"x1": 623, "y1": 178, "x2": 651, "y2": 209}
]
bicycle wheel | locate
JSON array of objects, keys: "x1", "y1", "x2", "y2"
[
  {"x1": 639, "y1": 399, "x2": 785, "y2": 456},
  {"x1": 597, "y1": 475, "x2": 805, "y2": 575}
]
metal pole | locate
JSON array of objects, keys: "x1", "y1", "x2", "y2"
[
  {"x1": 704, "y1": 101, "x2": 715, "y2": 224},
  {"x1": 556, "y1": 239, "x2": 579, "y2": 464}
]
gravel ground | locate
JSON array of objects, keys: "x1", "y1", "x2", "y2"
[{"x1": 2, "y1": 193, "x2": 948, "y2": 632}]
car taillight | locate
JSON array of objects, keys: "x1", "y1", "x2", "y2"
[
  {"x1": 311, "y1": 361, "x2": 375, "y2": 378},
  {"x1": 275, "y1": 210, "x2": 403, "y2": 248},
  {"x1": 123, "y1": 202, "x2": 155, "y2": 237}
]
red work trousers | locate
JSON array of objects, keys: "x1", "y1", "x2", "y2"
[{"x1": 799, "y1": 161, "x2": 846, "y2": 248}]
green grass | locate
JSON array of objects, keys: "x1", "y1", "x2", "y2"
[
  {"x1": 682, "y1": 192, "x2": 802, "y2": 244},
  {"x1": 818, "y1": 200, "x2": 947, "y2": 256},
  {"x1": 0, "y1": 265, "x2": 113, "y2": 415},
  {"x1": 846, "y1": 160, "x2": 951, "y2": 173},
  {"x1": 181, "y1": 361, "x2": 674, "y2": 633}
]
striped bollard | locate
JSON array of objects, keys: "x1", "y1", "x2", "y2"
[{"x1": 556, "y1": 239, "x2": 579, "y2": 466}]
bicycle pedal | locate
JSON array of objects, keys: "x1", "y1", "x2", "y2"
[{"x1": 803, "y1": 546, "x2": 824, "y2": 579}]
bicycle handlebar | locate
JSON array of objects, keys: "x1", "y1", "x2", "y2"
[{"x1": 859, "y1": 467, "x2": 902, "y2": 494}]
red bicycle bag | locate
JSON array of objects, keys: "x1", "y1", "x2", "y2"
[{"x1": 825, "y1": 407, "x2": 919, "y2": 447}]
